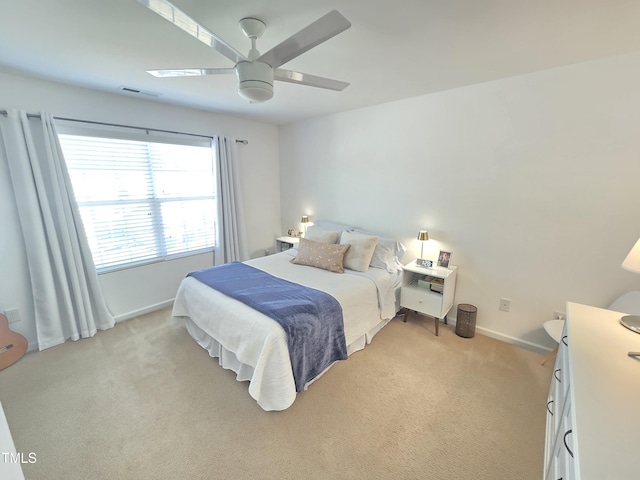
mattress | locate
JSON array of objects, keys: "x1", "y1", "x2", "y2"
[{"x1": 172, "y1": 250, "x2": 400, "y2": 411}]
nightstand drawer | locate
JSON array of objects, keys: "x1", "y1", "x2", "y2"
[{"x1": 401, "y1": 287, "x2": 443, "y2": 318}]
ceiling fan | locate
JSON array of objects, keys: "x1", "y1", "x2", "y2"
[{"x1": 136, "y1": 0, "x2": 351, "y2": 103}]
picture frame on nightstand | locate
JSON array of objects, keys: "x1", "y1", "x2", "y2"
[{"x1": 437, "y1": 251, "x2": 452, "y2": 268}]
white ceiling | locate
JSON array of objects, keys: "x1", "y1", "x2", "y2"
[{"x1": 2, "y1": 0, "x2": 640, "y2": 125}]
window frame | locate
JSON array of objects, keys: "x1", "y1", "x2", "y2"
[{"x1": 57, "y1": 121, "x2": 217, "y2": 274}]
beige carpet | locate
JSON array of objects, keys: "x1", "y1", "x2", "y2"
[{"x1": 0, "y1": 309, "x2": 552, "y2": 480}]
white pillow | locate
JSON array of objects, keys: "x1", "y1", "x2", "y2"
[
  {"x1": 340, "y1": 231, "x2": 378, "y2": 272},
  {"x1": 353, "y1": 228, "x2": 406, "y2": 273},
  {"x1": 370, "y1": 237, "x2": 407, "y2": 273},
  {"x1": 312, "y1": 221, "x2": 356, "y2": 242},
  {"x1": 304, "y1": 226, "x2": 340, "y2": 244}
]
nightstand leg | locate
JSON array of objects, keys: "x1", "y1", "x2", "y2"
[
  {"x1": 435, "y1": 317, "x2": 439, "y2": 336},
  {"x1": 444, "y1": 315, "x2": 448, "y2": 325},
  {"x1": 540, "y1": 345, "x2": 558, "y2": 366}
]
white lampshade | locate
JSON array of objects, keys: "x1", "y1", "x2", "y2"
[
  {"x1": 417, "y1": 229, "x2": 429, "y2": 260},
  {"x1": 622, "y1": 238, "x2": 640, "y2": 274},
  {"x1": 620, "y1": 237, "x2": 640, "y2": 334}
]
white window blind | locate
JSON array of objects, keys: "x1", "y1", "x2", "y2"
[{"x1": 58, "y1": 133, "x2": 216, "y2": 272}]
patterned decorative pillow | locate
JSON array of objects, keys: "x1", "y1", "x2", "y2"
[
  {"x1": 340, "y1": 231, "x2": 378, "y2": 272},
  {"x1": 291, "y1": 237, "x2": 351, "y2": 273}
]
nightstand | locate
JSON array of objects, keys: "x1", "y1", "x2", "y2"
[
  {"x1": 275, "y1": 236, "x2": 299, "y2": 252},
  {"x1": 400, "y1": 261, "x2": 457, "y2": 336}
]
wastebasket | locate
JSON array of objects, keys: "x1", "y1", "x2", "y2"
[{"x1": 456, "y1": 304, "x2": 477, "y2": 338}]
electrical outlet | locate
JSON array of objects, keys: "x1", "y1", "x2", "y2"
[
  {"x1": 554, "y1": 311, "x2": 566, "y2": 321},
  {"x1": 499, "y1": 298, "x2": 511, "y2": 312},
  {"x1": 4, "y1": 308, "x2": 20, "y2": 324}
]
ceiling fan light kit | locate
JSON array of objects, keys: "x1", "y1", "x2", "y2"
[
  {"x1": 237, "y1": 61, "x2": 274, "y2": 102},
  {"x1": 136, "y1": 0, "x2": 351, "y2": 103}
]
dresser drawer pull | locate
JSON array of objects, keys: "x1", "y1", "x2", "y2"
[
  {"x1": 546, "y1": 400, "x2": 554, "y2": 416},
  {"x1": 554, "y1": 368, "x2": 561, "y2": 383},
  {"x1": 562, "y1": 335, "x2": 568, "y2": 347},
  {"x1": 563, "y1": 429, "x2": 574, "y2": 458}
]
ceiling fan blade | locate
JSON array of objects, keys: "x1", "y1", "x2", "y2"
[
  {"x1": 136, "y1": 0, "x2": 247, "y2": 64},
  {"x1": 147, "y1": 68, "x2": 235, "y2": 77},
  {"x1": 275, "y1": 69, "x2": 349, "y2": 91},
  {"x1": 258, "y1": 10, "x2": 351, "y2": 69}
]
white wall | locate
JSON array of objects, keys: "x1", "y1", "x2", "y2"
[
  {"x1": 279, "y1": 52, "x2": 640, "y2": 352},
  {"x1": 0, "y1": 71, "x2": 281, "y2": 348}
]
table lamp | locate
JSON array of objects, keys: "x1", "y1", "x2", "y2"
[
  {"x1": 301, "y1": 215, "x2": 310, "y2": 236},
  {"x1": 416, "y1": 230, "x2": 429, "y2": 265},
  {"x1": 620, "y1": 237, "x2": 640, "y2": 333}
]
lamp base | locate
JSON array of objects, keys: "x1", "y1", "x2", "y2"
[{"x1": 620, "y1": 315, "x2": 640, "y2": 334}]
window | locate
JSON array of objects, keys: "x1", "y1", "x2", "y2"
[{"x1": 58, "y1": 131, "x2": 216, "y2": 272}]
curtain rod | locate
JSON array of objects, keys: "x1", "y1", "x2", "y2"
[{"x1": 0, "y1": 110, "x2": 249, "y2": 144}]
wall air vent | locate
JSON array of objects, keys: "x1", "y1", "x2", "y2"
[{"x1": 118, "y1": 86, "x2": 160, "y2": 98}]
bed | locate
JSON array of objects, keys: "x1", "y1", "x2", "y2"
[{"x1": 171, "y1": 224, "x2": 405, "y2": 411}]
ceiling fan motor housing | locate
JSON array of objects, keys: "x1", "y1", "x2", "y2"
[{"x1": 236, "y1": 61, "x2": 274, "y2": 102}]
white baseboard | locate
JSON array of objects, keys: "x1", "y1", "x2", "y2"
[
  {"x1": 23, "y1": 301, "x2": 174, "y2": 353},
  {"x1": 447, "y1": 317, "x2": 552, "y2": 354},
  {"x1": 113, "y1": 299, "x2": 174, "y2": 323},
  {"x1": 475, "y1": 326, "x2": 551, "y2": 354}
]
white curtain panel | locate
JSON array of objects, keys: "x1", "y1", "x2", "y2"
[
  {"x1": 213, "y1": 136, "x2": 248, "y2": 265},
  {"x1": 0, "y1": 109, "x2": 114, "y2": 350}
]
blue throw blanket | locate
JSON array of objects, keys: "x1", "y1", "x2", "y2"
[{"x1": 188, "y1": 262, "x2": 348, "y2": 392}]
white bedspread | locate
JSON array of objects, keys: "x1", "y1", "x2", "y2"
[{"x1": 172, "y1": 251, "x2": 399, "y2": 411}]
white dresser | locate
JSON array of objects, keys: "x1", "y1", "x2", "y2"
[
  {"x1": 544, "y1": 302, "x2": 640, "y2": 479},
  {"x1": 0, "y1": 402, "x2": 25, "y2": 480}
]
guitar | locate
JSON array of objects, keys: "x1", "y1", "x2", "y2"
[{"x1": 0, "y1": 313, "x2": 27, "y2": 370}]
